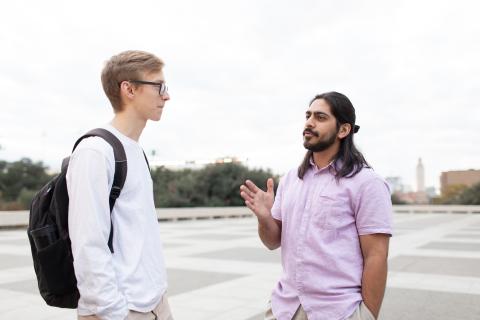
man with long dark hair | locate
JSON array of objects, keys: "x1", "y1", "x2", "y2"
[{"x1": 240, "y1": 92, "x2": 392, "y2": 320}]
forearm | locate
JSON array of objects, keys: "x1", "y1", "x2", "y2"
[
  {"x1": 361, "y1": 256, "x2": 388, "y2": 318},
  {"x1": 69, "y1": 203, "x2": 129, "y2": 319},
  {"x1": 257, "y1": 214, "x2": 281, "y2": 250},
  {"x1": 73, "y1": 247, "x2": 128, "y2": 319}
]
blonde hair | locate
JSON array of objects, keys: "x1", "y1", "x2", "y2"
[{"x1": 101, "y1": 50, "x2": 164, "y2": 111}]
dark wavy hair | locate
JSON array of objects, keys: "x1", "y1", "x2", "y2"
[{"x1": 298, "y1": 91, "x2": 370, "y2": 179}]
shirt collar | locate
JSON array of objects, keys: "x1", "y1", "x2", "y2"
[{"x1": 309, "y1": 156, "x2": 339, "y2": 174}]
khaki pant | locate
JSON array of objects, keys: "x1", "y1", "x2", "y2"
[
  {"x1": 265, "y1": 301, "x2": 375, "y2": 320},
  {"x1": 78, "y1": 295, "x2": 173, "y2": 320},
  {"x1": 346, "y1": 302, "x2": 375, "y2": 320}
]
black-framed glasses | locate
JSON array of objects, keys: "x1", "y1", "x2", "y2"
[{"x1": 128, "y1": 80, "x2": 168, "y2": 95}]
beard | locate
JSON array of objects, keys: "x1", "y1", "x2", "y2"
[{"x1": 303, "y1": 128, "x2": 337, "y2": 152}]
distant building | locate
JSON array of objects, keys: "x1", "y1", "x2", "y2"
[
  {"x1": 440, "y1": 169, "x2": 480, "y2": 196},
  {"x1": 416, "y1": 158, "x2": 425, "y2": 192},
  {"x1": 390, "y1": 158, "x2": 432, "y2": 204},
  {"x1": 425, "y1": 186, "x2": 437, "y2": 198},
  {"x1": 385, "y1": 176, "x2": 404, "y2": 194},
  {"x1": 394, "y1": 191, "x2": 429, "y2": 204}
]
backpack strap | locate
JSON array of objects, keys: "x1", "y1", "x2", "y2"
[
  {"x1": 143, "y1": 150, "x2": 151, "y2": 171},
  {"x1": 72, "y1": 128, "x2": 127, "y2": 254}
]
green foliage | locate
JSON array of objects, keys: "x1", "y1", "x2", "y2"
[
  {"x1": 0, "y1": 158, "x2": 52, "y2": 209},
  {"x1": 452, "y1": 182, "x2": 480, "y2": 205},
  {"x1": 438, "y1": 184, "x2": 469, "y2": 204},
  {"x1": 151, "y1": 163, "x2": 278, "y2": 207},
  {"x1": 17, "y1": 188, "x2": 37, "y2": 209},
  {"x1": 434, "y1": 183, "x2": 480, "y2": 205},
  {"x1": 0, "y1": 158, "x2": 279, "y2": 210},
  {"x1": 1, "y1": 156, "x2": 479, "y2": 209},
  {"x1": 152, "y1": 168, "x2": 203, "y2": 207}
]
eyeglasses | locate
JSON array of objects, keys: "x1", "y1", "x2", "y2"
[{"x1": 128, "y1": 80, "x2": 168, "y2": 95}]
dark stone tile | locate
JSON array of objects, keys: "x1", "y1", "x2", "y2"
[
  {"x1": 191, "y1": 247, "x2": 280, "y2": 263},
  {"x1": 0, "y1": 269, "x2": 247, "y2": 298},
  {"x1": 248, "y1": 287, "x2": 480, "y2": 320},
  {"x1": 380, "y1": 288, "x2": 480, "y2": 320},
  {"x1": 389, "y1": 255, "x2": 480, "y2": 277},
  {"x1": 166, "y1": 268, "x2": 246, "y2": 296},
  {"x1": 420, "y1": 241, "x2": 480, "y2": 252}
]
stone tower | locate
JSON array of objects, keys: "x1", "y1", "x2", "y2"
[{"x1": 416, "y1": 158, "x2": 425, "y2": 192}]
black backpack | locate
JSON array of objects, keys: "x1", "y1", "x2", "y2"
[{"x1": 27, "y1": 128, "x2": 128, "y2": 308}]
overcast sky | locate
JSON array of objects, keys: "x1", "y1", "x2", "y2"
[{"x1": 1, "y1": 0, "x2": 479, "y2": 191}]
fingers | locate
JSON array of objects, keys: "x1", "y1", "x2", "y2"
[
  {"x1": 240, "y1": 185, "x2": 255, "y2": 199},
  {"x1": 266, "y1": 178, "x2": 274, "y2": 194},
  {"x1": 245, "y1": 180, "x2": 260, "y2": 193},
  {"x1": 240, "y1": 190, "x2": 254, "y2": 203}
]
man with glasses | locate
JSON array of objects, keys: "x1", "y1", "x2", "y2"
[
  {"x1": 67, "y1": 50, "x2": 173, "y2": 320},
  {"x1": 240, "y1": 92, "x2": 392, "y2": 320}
]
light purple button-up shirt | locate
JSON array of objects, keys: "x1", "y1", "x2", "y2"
[{"x1": 270, "y1": 160, "x2": 393, "y2": 320}]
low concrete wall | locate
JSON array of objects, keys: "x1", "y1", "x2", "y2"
[
  {"x1": 0, "y1": 210, "x2": 30, "y2": 229},
  {"x1": 1, "y1": 205, "x2": 480, "y2": 229},
  {"x1": 392, "y1": 205, "x2": 480, "y2": 214},
  {"x1": 0, "y1": 207, "x2": 253, "y2": 229}
]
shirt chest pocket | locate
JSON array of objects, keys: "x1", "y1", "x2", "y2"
[{"x1": 312, "y1": 195, "x2": 343, "y2": 230}]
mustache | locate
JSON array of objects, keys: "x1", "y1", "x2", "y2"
[{"x1": 303, "y1": 128, "x2": 319, "y2": 137}]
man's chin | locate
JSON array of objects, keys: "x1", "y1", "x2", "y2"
[{"x1": 149, "y1": 115, "x2": 162, "y2": 122}]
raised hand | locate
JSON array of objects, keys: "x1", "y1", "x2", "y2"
[{"x1": 240, "y1": 178, "x2": 275, "y2": 220}]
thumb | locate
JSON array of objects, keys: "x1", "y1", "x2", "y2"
[{"x1": 266, "y1": 178, "x2": 274, "y2": 194}]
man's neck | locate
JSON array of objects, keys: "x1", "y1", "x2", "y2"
[
  {"x1": 311, "y1": 144, "x2": 339, "y2": 169},
  {"x1": 110, "y1": 110, "x2": 146, "y2": 142}
]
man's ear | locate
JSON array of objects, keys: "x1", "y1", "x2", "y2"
[
  {"x1": 120, "y1": 81, "x2": 135, "y2": 100},
  {"x1": 337, "y1": 123, "x2": 352, "y2": 139}
]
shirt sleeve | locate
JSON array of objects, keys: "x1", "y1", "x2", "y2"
[
  {"x1": 271, "y1": 176, "x2": 285, "y2": 221},
  {"x1": 354, "y1": 177, "x2": 393, "y2": 236},
  {"x1": 67, "y1": 147, "x2": 129, "y2": 320}
]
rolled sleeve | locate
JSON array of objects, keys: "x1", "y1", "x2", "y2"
[
  {"x1": 271, "y1": 177, "x2": 284, "y2": 221},
  {"x1": 354, "y1": 177, "x2": 393, "y2": 236}
]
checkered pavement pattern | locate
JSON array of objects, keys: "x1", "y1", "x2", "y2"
[{"x1": 1, "y1": 213, "x2": 480, "y2": 319}]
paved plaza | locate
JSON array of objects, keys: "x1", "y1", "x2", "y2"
[{"x1": 0, "y1": 213, "x2": 480, "y2": 319}]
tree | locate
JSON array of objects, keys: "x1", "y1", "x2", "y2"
[
  {"x1": 438, "y1": 184, "x2": 468, "y2": 204},
  {"x1": 0, "y1": 158, "x2": 51, "y2": 202},
  {"x1": 454, "y1": 182, "x2": 480, "y2": 205},
  {"x1": 151, "y1": 162, "x2": 278, "y2": 207}
]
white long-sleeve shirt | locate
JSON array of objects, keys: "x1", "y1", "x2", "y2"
[{"x1": 67, "y1": 124, "x2": 167, "y2": 320}]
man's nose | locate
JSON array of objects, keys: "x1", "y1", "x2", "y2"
[
  {"x1": 305, "y1": 115, "x2": 315, "y2": 128},
  {"x1": 162, "y1": 92, "x2": 170, "y2": 101}
]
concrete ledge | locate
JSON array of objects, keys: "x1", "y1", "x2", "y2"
[
  {"x1": 0, "y1": 210, "x2": 29, "y2": 229},
  {"x1": 392, "y1": 205, "x2": 480, "y2": 214},
  {"x1": 156, "y1": 207, "x2": 252, "y2": 221},
  {"x1": 1, "y1": 205, "x2": 480, "y2": 229},
  {"x1": 0, "y1": 207, "x2": 254, "y2": 229}
]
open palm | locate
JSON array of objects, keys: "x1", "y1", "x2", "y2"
[{"x1": 239, "y1": 178, "x2": 275, "y2": 219}]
